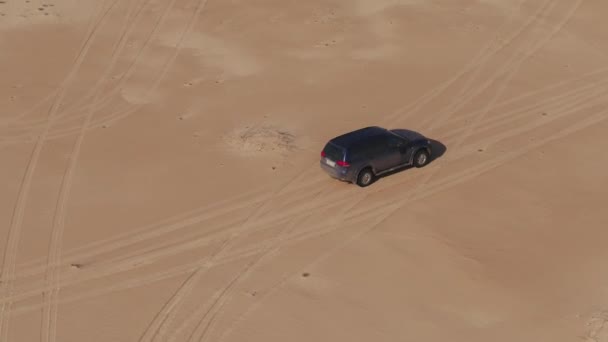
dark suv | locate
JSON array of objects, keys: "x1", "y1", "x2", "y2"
[{"x1": 320, "y1": 126, "x2": 432, "y2": 187}]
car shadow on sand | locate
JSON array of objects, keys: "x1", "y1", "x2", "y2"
[{"x1": 374, "y1": 129, "x2": 447, "y2": 183}]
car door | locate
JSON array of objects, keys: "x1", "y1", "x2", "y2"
[
  {"x1": 372, "y1": 135, "x2": 402, "y2": 172},
  {"x1": 386, "y1": 134, "x2": 410, "y2": 166},
  {"x1": 397, "y1": 138, "x2": 418, "y2": 164}
]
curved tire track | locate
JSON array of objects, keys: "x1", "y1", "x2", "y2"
[
  {"x1": 420, "y1": 0, "x2": 557, "y2": 131},
  {"x1": 3, "y1": 22, "x2": 604, "y2": 320},
  {"x1": 208, "y1": 2, "x2": 587, "y2": 339},
  {"x1": 0, "y1": 2, "x2": 596, "y2": 338},
  {"x1": 216, "y1": 105, "x2": 608, "y2": 342},
  {"x1": 0, "y1": 1, "x2": 122, "y2": 340},
  {"x1": 6, "y1": 100, "x2": 608, "y2": 319},
  {"x1": 0, "y1": 0, "x2": 179, "y2": 146},
  {"x1": 39, "y1": 0, "x2": 168, "y2": 340},
  {"x1": 378, "y1": 0, "x2": 529, "y2": 127}
]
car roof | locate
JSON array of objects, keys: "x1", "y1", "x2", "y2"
[{"x1": 329, "y1": 126, "x2": 389, "y2": 149}]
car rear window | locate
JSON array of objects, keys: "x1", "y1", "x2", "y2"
[{"x1": 323, "y1": 142, "x2": 345, "y2": 161}]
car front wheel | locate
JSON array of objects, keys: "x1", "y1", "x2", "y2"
[{"x1": 413, "y1": 149, "x2": 430, "y2": 168}]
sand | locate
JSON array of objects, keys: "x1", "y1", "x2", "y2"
[{"x1": 1, "y1": 0, "x2": 608, "y2": 341}]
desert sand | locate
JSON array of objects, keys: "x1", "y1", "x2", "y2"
[{"x1": 1, "y1": 0, "x2": 608, "y2": 341}]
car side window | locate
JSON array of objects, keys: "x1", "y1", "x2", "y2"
[
  {"x1": 386, "y1": 135, "x2": 403, "y2": 148},
  {"x1": 349, "y1": 144, "x2": 364, "y2": 160},
  {"x1": 368, "y1": 136, "x2": 388, "y2": 155},
  {"x1": 351, "y1": 141, "x2": 372, "y2": 160}
]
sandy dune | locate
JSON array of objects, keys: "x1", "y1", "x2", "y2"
[{"x1": 1, "y1": 0, "x2": 608, "y2": 341}]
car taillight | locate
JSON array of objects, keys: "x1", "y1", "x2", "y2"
[
  {"x1": 321, "y1": 150, "x2": 326, "y2": 157},
  {"x1": 336, "y1": 160, "x2": 350, "y2": 167}
]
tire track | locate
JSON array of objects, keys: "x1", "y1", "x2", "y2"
[
  {"x1": 0, "y1": 1, "x2": 115, "y2": 128},
  {"x1": 14, "y1": 1, "x2": 524, "y2": 144},
  {"x1": 216, "y1": 104, "x2": 608, "y2": 342},
  {"x1": 7, "y1": 200, "x2": 357, "y2": 316},
  {"x1": 138, "y1": 133, "x2": 335, "y2": 341},
  {"x1": 0, "y1": 188, "x2": 378, "y2": 308},
  {"x1": 137, "y1": 45, "x2": 383, "y2": 335},
  {"x1": 0, "y1": 0, "x2": 577, "y2": 150},
  {"x1": 419, "y1": 0, "x2": 557, "y2": 131},
  {"x1": 379, "y1": 0, "x2": 529, "y2": 127},
  {"x1": 4, "y1": 4, "x2": 600, "y2": 312},
  {"x1": 4, "y1": 28, "x2": 600, "y2": 314},
  {"x1": 7, "y1": 100, "x2": 608, "y2": 319},
  {"x1": 138, "y1": 137, "x2": 361, "y2": 340},
  {"x1": 171, "y1": 216, "x2": 303, "y2": 342},
  {"x1": 0, "y1": 186, "x2": 352, "y2": 309},
  {"x1": 159, "y1": 31, "x2": 604, "y2": 336},
  {"x1": 442, "y1": 0, "x2": 583, "y2": 155},
  {"x1": 0, "y1": 91, "x2": 58, "y2": 127},
  {"x1": 350, "y1": 22, "x2": 604, "y2": 219},
  {"x1": 379, "y1": 0, "x2": 545, "y2": 130},
  {"x1": 2, "y1": 170, "x2": 341, "y2": 305},
  {"x1": 3, "y1": 52, "x2": 603, "y2": 150},
  {"x1": 0, "y1": 0, "x2": 232, "y2": 147},
  {"x1": 0, "y1": 5, "x2": 592, "y2": 342},
  {"x1": 193, "y1": 73, "x2": 607, "y2": 342},
  {"x1": 0, "y1": 0, "x2": 501, "y2": 144},
  {"x1": 0, "y1": 0, "x2": 563, "y2": 150},
  {"x1": 12, "y1": 186, "x2": 268, "y2": 279},
  {"x1": 182, "y1": 191, "x2": 365, "y2": 342},
  {"x1": 0, "y1": 0, "x2": 592, "y2": 332},
  {"x1": 308, "y1": 0, "x2": 559, "y2": 256},
  {"x1": 4, "y1": 214, "x2": 291, "y2": 307},
  {"x1": 8, "y1": 70, "x2": 606, "y2": 340},
  {"x1": 0, "y1": 0, "x2": 178, "y2": 146},
  {"x1": 183, "y1": 9, "x2": 568, "y2": 338},
  {"x1": 322, "y1": 0, "x2": 557, "y2": 230},
  {"x1": 2, "y1": 0, "x2": 182, "y2": 140},
  {"x1": 354, "y1": 0, "x2": 582, "y2": 240},
  {"x1": 0, "y1": 1, "x2": 121, "y2": 340},
  {"x1": 371, "y1": 0, "x2": 577, "y2": 226},
  {"x1": 265, "y1": 65, "x2": 608, "y2": 198},
  {"x1": 346, "y1": 102, "x2": 605, "y2": 220},
  {"x1": 436, "y1": 68, "x2": 608, "y2": 134},
  {"x1": 54, "y1": 2, "x2": 206, "y2": 340},
  {"x1": 203, "y1": 2, "x2": 585, "y2": 339},
  {"x1": 451, "y1": 84, "x2": 608, "y2": 158},
  {"x1": 0, "y1": 0, "x2": 526, "y2": 146},
  {"x1": 433, "y1": 72, "x2": 608, "y2": 151},
  {"x1": 391, "y1": 0, "x2": 580, "y2": 219},
  {"x1": 5, "y1": 174, "x2": 332, "y2": 300},
  {"x1": 0, "y1": 82, "x2": 102, "y2": 136},
  {"x1": 39, "y1": 0, "x2": 165, "y2": 340},
  {"x1": 349, "y1": 101, "x2": 607, "y2": 224},
  {"x1": 167, "y1": 143, "x2": 410, "y2": 339}
]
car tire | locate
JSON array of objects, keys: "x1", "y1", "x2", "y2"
[
  {"x1": 413, "y1": 149, "x2": 430, "y2": 168},
  {"x1": 356, "y1": 168, "x2": 374, "y2": 187}
]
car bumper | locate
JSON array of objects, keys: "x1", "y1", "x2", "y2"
[{"x1": 319, "y1": 160, "x2": 352, "y2": 182}]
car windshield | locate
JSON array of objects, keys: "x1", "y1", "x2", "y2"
[{"x1": 323, "y1": 142, "x2": 345, "y2": 161}]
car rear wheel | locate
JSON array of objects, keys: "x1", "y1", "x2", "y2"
[
  {"x1": 413, "y1": 149, "x2": 430, "y2": 168},
  {"x1": 356, "y1": 168, "x2": 374, "y2": 187}
]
